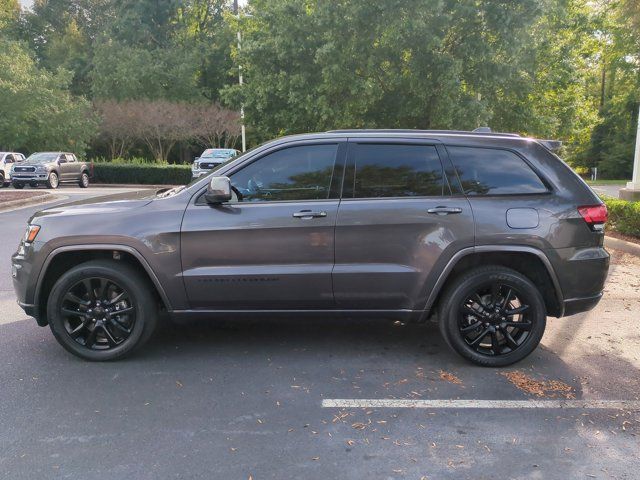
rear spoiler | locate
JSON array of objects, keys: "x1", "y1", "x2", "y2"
[{"x1": 538, "y1": 139, "x2": 563, "y2": 152}]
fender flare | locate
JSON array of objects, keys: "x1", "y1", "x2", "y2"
[
  {"x1": 34, "y1": 244, "x2": 172, "y2": 312},
  {"x1": 422, "y1": 245, "x2": 564, "y2": 319}
]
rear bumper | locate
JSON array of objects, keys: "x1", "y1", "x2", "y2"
[{"x1": 562, "y1": 292, "x2": 603, "y2": 317}]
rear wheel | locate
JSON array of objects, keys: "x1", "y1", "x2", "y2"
[
  {"x1": 79, "y1": 172, "x2": 89, "y2": 188},
  {"x1": 439, "y1": 266, "x2": 546, "y2": 367},
  {"x1": 47, "y1": 260, "x2": 158, "y2": 361},
  {"x1": 46, "y1": 171, "x2": 59, "y2": 189}
]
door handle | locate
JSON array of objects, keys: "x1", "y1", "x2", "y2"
[
  {"x1": 292, "y1": 210, "x2": 328, "y2": 219},
  {"x1": 427, "y1": 206, "x2": 463, "y2": 215}
]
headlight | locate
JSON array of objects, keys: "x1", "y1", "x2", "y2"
[
  {"x1": 192, "y1": 162, "x2": 199, "y2": 170},
  {"x1": 23, "y1": 225, "x2": 41, "y2": 243},
  {"x1": 35, "y1": 166, "x2": 47, "y2": 173}
]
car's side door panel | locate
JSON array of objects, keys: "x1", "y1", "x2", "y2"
[{"x1": 333, "y1": 140, "x2": 475, "y2": 310}]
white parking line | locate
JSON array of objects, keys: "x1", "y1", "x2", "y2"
[{"x1": 322, "y1": 399, "x2": 640, "y2": 410}]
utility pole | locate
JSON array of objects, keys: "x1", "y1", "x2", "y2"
[
  {"x1": 621, "y1": 105, "x2": 640, "y2": 201},
  {"x1": 233, "y1": 0, "x2": 247, "y2": 152}
]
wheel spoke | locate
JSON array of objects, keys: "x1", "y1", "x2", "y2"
[
  {"x1": 490, "y1": 283, "x2": 500, "y2": 307},
  {"x1": 504, "y1": 321, "x2": 532, "y2": 331},
  {"x1": 501, "y1": 288, "x2": 513, "y2": 310},
  {"x1": 468, "y1": 327, "x2": 490, "y2": 347},
  {"x1": 461, "y1": 321, "x2": 483, "y2": 333},
  {"x1": 503, "y1": 330, "x2": 519, "y2": 349},
  {"x1": 113, "y1": 306, "x2": 134, "y2": 315},
  {"x1": 462, "y1": 305, "x2": 483, "y2": 317},
  {"x1": 61, "y1": 308, "x2": 86, "y2": 318},
  {"x1": 101, "y1": 324, "x2": 119, "y2": 347},
  {"x1": 69, "y1": 320, "x2": 88, "y2": 338},
  {"x1": 110, "y1": 318, "x2": 131, "y2": 334},
  {"x1": 506, "y1": 304, "x2": 529, "y2": 316},
  {"x1": 472, "y1": 293, "x2": 486, "y2": 307},
  {"x1": 83, "y1": 279, "x2": 95, "y2": 302},
  {"x1": 491, "y1": 331, "x2": 501, "y2": 354},
  {"x1": 97, "y1": 278, "x2": 108, "y2": 301},
  {"x1": 65, "y1": 292, "x2": 90, "y2": 306},
  {"x1": 85, "y1": 327, "x2": 98, "y2": 348},
  {"x1": 107, "y1": 291, "x2": 125, "y2": 305}
]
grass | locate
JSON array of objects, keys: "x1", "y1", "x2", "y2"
[{"x1": 586, "y1": 179, "x2": 628, "y2": 186}]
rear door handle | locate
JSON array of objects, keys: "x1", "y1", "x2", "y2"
[
  {"x1": 427, "y1": 206, "x2": 463, "y2": 215},
  {"x1": 292, "y1": 210, "x2": 328, "y2": 219}
]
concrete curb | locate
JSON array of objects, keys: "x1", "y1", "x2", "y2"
[
  {"x1": 0, "y1": 193, "x2": 65, "y2": 212},
  {"x1": 91, "y1": 184, "x2": 177, "y2": 188},
  {"x1": 605, "y1": 235, "x2": 640, "y2": 257}
]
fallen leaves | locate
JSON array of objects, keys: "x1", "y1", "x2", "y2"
[
  {"x1": 438, "y1": 370, "x2": 463, "y2": 385},
  {"x1": 501, "y1": 371, "x2": 575, "y2": 399}
]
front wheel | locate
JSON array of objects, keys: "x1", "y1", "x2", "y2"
[
  {"x1": 46, "y1": 171, "x2": 59, "y2": 189},
  {"x1": 79, "y1": 172, "x2": 90, "y2": 188},
  {"x1": 439, "y1": 266, "x2": 546, "y2": 367},
  {"x1": 12, "y1": 182, "x2": 24, "y2": 189},
  {"x1": 47, "y1": 260, "x2": 158, "y2": 361}
]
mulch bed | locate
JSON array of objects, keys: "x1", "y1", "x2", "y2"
[
  {"x1": 0, "y1": 190, "x2": 50, "y2": 201},
  {"x1": 606, "y1": 229, "x2": 640, "y2": 246}
]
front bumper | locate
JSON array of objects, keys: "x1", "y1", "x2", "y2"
[
  {"x1": 12, "y1": 173, "x2": 48, "y2": 182},
  {"x1": 12, "y1": 240, "x2": 46, "y2": 325}
]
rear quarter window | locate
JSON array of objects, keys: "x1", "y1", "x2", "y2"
[{"x1": 447, "y1": 146, "x2": 547, "y2": 195}]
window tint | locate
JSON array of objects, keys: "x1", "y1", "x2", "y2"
[
  {"x1": 231, "y1": 144, "x2": 337, "y2": 202},
  {"x1": 448, "y1": 147, "x2": 547, "y2": 195},
  {"x1": 350, "y1": 144, "x2": 443, "y2": 198}
]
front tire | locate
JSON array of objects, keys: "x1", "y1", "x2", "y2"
[
  {"x1": 47, "y1": 260, "x2": 158, "y2": 361},
  {"x1": 12, "y1": 182, "x2": 24, "y2": 189},
  {"x1": 79, "y1": 172, "x2": 90, "y2": 188},
  {"x1": 46, "y1": 171, "x2": 59, "y2": 189},
  {"x1": 438, "y1": 266, "x2": 546, "y2": 367}
]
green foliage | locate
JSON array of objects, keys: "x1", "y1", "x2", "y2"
[
  {"x1": 604, "y1": 196, "x2": 640, "y2": 238},
  {"x1": 0, "y1": 38, "x2": 98, "y2": 154},
  {"x1": 92, "y1": 162, "x2": 192, "y2": 185}
]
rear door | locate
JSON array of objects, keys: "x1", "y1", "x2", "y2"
[{"x1": 333, "y1": 138, "x2": 474, "y2": 310}]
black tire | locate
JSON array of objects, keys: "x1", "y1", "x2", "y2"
[
  {"x1": 12, "y1": 182, "x2": 24, "y2": 189},
  {"x1": 0, "y1": 172, "x2": 5, "y2": 187},
  {"x1": 30, "y1": 182, "x2": 39, "y2": 188},
  {"x1": 438, "y1": 266, "x2": 546, "y2": 367},
  {"x1": 47, "y1": 260, "x2": 158, "y2": 361},
  {"x1": 46, "y1": 171, "x2": 59, "y2": 189},
  {"x1": 79, "y1": 171, "x2": 90, "y2": 188}
]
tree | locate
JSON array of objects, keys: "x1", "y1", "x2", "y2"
[
  {"x1": 0, "y1": 38, "x2": 97, "y2": 154},
  {"x1": 191, "y1": 103, "x2": 241, "y2": 148}
]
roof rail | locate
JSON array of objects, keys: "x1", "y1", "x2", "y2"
[{"x1": 325, "y1": 128, "x2": 522, "y2": 138}]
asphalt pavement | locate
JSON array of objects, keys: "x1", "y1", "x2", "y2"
[{"x1": 0, "y1": 187, "x2": 638, "y2": 480}]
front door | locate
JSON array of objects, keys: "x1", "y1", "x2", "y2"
[
  {"x1": 333, "y1": 139, "x2": 475, "y2": 310},
  {"x1": 181, "y1": 141, "x2": 345, "y2": 309}
]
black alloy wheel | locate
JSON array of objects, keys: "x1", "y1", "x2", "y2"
[
  {"x1": 439, "y1": 266, "x2": 546, "y2": 367},
  {"x1": 458, "y1": 282, "x2": 532, "y2": 356},
  {"x1": 47, "y1": 260, "x2": 158, "y2": 361},
  {"x1": 61, "y1": 277, "x2": 136, "y2": 350}
]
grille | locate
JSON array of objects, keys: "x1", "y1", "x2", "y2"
[
  {"x1": 14, "y1": 166, "x2": 35, "y2": 172},
  {"x1": 201, "y1": 162, "x2": 221, "y2": 169}
]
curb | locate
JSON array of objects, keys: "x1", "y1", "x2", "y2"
[
  {"x1": 605, "y1": 235, "x2": 640, "y2": 257},
  {"x1": 0, "y1": 193, "x2": 64, "y2": 212},
  {"x1": 91, "y1": 184, "x2": 178, "y2": 188}
]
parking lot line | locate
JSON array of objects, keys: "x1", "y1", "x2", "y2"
[{"x1": 322, "y1": 399, "x2": 640, "y2": 410}]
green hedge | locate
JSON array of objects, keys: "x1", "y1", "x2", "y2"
[
  {"x1": 92, "y1": 163, "x2": 192, "y2": 185},
  {"x1": 604, "y1": 197, "x2": 640, "y2": 238}
]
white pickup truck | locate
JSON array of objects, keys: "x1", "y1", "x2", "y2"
[{"x1": 0, "y1": 152, "x2": 26, "y2": 187}]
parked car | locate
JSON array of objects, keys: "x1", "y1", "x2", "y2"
[
  {"x1": 12, "y1": 129, "x2": 609, "y2": 365},
  {"x1": 11, "y1": 152, "x2": 90, "y2": 189},
  {"x1": 0, "y1": 152, "x2": 26, "y2": 187},
  {"x1": 191, "y1": 148, "x2": 239, "y2": 178}
]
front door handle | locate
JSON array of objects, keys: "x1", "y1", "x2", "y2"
[
  {"x1": 427, "y1": 206, "x2": 463, "y2": 215},
  {"x1": 292, "y1": 210, "x2": 328, "y2": 219}
]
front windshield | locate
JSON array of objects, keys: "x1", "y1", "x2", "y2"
[{"x1": 26, "y1": 152, "x2": 59, "y2": 164}]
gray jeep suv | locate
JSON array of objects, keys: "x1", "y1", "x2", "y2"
[{"x1": 11, "y1": 130, "x2": 609, "y2": 366}]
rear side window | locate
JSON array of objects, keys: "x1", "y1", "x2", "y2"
[
  {"x1": 447, "y1": 146, "x2": 547, "y2": 195},
  {"x1": 348, "y1": 144, "x2": 443, "y2": 198}
]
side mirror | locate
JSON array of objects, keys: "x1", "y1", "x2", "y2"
[{"x1": 204, "y1": 176, "x2": 232, "y2": 205}]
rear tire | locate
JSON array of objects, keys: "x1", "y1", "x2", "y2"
[
  {"x1": 47, "y1": 260, "x2": 158, "y2": 361},
  {"x1": 79, "y1": 172, "x2": 90, "y2": 188},
  {"x1": 46, "y1": 171, "x2": 59, "y2": 189},
  {"x1": 438, "y1": 266, "x2": 546, "y2": 367}
]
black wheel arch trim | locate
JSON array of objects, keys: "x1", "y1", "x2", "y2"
[
  {"x1": 34, "y1": 244, "x2": 172, "y2": 315},
  {"x1": 421, "y1": 245, "x2": 564, "y2": 320}
]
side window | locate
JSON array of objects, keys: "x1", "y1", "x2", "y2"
[
  {"x1": 448, "y1": 146, "x2": 547, "y2": 195},
  {"x1": 66, "y1": 154, "x2": 76, "y2": 163},
  {"x1": 231, "y1": 144, "x2": 338, "y2": 202},
  {"x1": 58, "y1": 155, "x2": 66, "y2": 163},
  {"x1": 348, "y1": 144, "x2": 443, "y2": 198},
  {"x1": 4, "y1": 155, "x2": 14, "y2": 163}
]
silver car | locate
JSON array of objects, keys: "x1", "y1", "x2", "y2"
[{"x1": 11, "y1": 152, "x2": 90, "y2": 189}]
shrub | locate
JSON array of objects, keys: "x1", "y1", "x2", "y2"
[
  {"x1": 603, "y1": 197, "x2": 640, "y2": 238},
  {"x1": 91, "y1": 162, "x2": 192, "y2": 185}
]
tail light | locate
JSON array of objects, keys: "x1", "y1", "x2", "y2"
[{"x1": 578, "y1": 204, "x2": 607, "y2": 231}]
